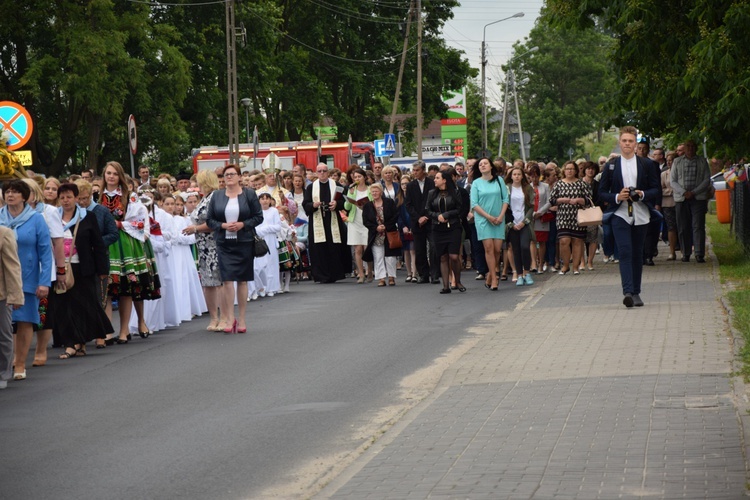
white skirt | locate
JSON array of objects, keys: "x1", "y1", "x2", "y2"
[{"x1": 347, "y1": 219, "x2": 369, "y2": 246}]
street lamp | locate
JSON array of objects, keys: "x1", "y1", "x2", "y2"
[
  {"x1": 498, "y1": 46, "x2": 538, "y2": 161},
  {"x1": 482, "y1": 12, "x2": 524, "y2": 158},
  {"x1": 240, "y1": 97, "x2": 251, "y2": 144}
]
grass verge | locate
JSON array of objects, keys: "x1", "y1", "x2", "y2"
[{"x1": 707, "y1": 215, "x2": 750, "y2": 379}]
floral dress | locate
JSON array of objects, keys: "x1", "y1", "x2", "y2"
[
  {"x1": 190, "y1": 191, "x2": 222, "y2": 287},
  {"x1": 100, "y1": 190, "x2": 160, "y2": 300}
]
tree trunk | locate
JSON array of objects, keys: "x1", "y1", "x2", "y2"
[{"x1": 85, "y1": 110, "x2": 102, "y2": 172}]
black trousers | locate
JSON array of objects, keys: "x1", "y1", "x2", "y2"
[{"x1": 413, "y1": 230, "x2": 431, "y2": 279}]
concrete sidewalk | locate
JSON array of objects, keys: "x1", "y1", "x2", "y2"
[{"x1": 320, "y1": 245, "x2": 749, "y2": 499}]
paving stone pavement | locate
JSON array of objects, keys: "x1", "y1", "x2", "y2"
[{"x1": 321, "y1": 245, "x2": 749, "y2": 499}]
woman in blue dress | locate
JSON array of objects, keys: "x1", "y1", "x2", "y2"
[
  {"x1": 0, "y1": 180, "x2": 52, "y2": 381},
  {"x1": 469, "y1": 157, "x2": 509, "y2": 290}
]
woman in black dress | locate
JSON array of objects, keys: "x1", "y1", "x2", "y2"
[
  {"x1": 206, "y1": 164, "x2": 263, "y2": 333},
  {"x1": 425, "y1": 168, "x2": 465, "y2": 294},
  {"x1": 47, "y1": 183, "x2": 113, "y2": 358}
]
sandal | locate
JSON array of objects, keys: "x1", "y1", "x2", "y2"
[
  {"x1": 59, "y1": 348, "x2": 77, "y2": 359},
  {"x1": 75, "y1": 347, "x2": 87, "y2": 357},
  {"x1": 500, "y1": 275, "x2": 508, "y2": 281}
]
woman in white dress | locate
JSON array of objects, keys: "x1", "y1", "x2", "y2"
[
  {"x1": 254, "y1": 193, "x2": 281, "y2": 296},
  {"x1": 171, "y1": 194, "x2": 207, "y2": 317},
  {"x1": 130, "y1": 192, "x2": 180, "y2": 333},
  {"x1": 344, "y1": 168, "x2": 372, "y2": 283}
]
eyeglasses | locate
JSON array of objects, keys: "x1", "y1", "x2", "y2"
[{"x1": 224, "y1": 173, "x2": 238, "y2": 178}]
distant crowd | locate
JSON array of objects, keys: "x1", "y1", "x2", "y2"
[{"x1": 0, "y1": 135, "x2": 712, "y2": 388}]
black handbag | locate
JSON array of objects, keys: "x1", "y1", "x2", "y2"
[
  {"x1": 496, "y1": 177, "x2": 514, "y2": 224},
  {"x1": 254, "y1": 235, "x2": 270, "y2": 257}
]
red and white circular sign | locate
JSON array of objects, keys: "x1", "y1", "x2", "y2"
[{"x1": 128, "y1": 114, "x2": 137, "y2": 155}]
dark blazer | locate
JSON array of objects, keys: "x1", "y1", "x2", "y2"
[
  {"x1": 599, "y1": 156, "x2": 661, "y2": 214},
  {"x1": 71, "y1": 213, "x2": 110, "y2": 277},
  {"x1": 643, "y1": 157, "x2": 662, "y2": 207},
  {"x1": 206, "y1": 188, "x2": 263, "y2": 244},
  {"x1": 425, "y1": 188, "x2": 462, "y2": 231},
  {"x1": 458, "y1": 186, "x2": 471, "y2": 234},
  {"x1": 362, "y1": 197, "x2": 400, "y2": 261},
  {"x1": 90, "y1": 203, "x2": 119, "y2": 248},
  {"x1": 404, "y1": 176, "x2": 435, "y2": 234}
]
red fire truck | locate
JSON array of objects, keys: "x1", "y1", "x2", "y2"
[{"x1": 191, "y1": 141, "x2": 376, "y2": 173}]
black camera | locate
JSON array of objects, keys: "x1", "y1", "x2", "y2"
[{"x1": 628, "y1": 187, "x2": 641, "y2": 201}]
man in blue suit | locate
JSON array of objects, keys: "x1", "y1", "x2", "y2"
[{"x1": 599, "y1": 126, "x2": 661, "y2": 308}]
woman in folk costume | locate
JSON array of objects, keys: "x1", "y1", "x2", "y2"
[
  {"x1": 100, "y1": 161, "x2": 160, "y2": 343},
  {"x1": 253, "y1": 193, "x2": 282, "y2": 296},
  {"x1": 172, "y1": 193, "x2": 207, "y2": 317}
]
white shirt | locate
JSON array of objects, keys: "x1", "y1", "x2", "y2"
[
  {"x1": 509, "y1": 186, "x2": 525, "y2": 225},
  {"x1": 614, "y1": 155, "x2": 649, "y2": 226},
  {"x1": 224, "y1": 197, "x2": 240, "y2": 239}
]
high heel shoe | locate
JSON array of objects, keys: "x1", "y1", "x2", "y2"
[
  {"x1": 236, "y1": 324, "x2": 247, "y2": 334},
  {"x1": 223, "y1": 319, "x2": 237, "y2": 334}
]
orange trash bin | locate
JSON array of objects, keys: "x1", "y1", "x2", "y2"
[{"x1": 715, "y1": 188, "x2": 731, "y2": 224}]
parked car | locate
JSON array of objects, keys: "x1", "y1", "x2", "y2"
[{"x1": 711, "y1": 171, "x2": 727, "y2": 192}]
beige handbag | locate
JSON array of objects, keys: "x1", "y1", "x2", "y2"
[{"x1": 577, "y1": 198, "x2": 603, "y2": 226}]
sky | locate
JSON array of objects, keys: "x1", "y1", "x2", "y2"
[{"x1": 440, "y1": 0, "x2": 545, "y2": 107}]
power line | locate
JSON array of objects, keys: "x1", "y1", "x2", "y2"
[
  {"x1": 302, "y1": 0, "x2": 408, "y2": 25},
  {"x1": 124, "y1": 0, "x2": 229, "y2": 6},
  {"x1": 247, "y1": 10, "x2": 416, "y2": 64}
]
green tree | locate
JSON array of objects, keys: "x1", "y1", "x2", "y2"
[
  {"x1": 2, "y1": 0, "x2": 473, "y2": 175},
  {"x1": 546, "y1": 0, "x2": 750, "y2": 157},
  {"x1": 503, "y1": 11, "x2": 615, "y2": 160}
]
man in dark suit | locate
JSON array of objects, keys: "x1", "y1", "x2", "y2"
[
  {"x1": 636, "y1": 139, "x2": 663, "y2": 266},
  {"x1": 405, "y1": 160, "x2": 436, "y2": 283},
  {"x1": 599, "y1": 126, "x2": 661, "y2": 308}
]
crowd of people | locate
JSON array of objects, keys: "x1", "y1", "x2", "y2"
[{"x1": 0, "y1": 132, "x2": 712, "y2": 387}]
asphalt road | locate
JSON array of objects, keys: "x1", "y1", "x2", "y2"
[{"x1": 1, "y1": 272, "x2": 528, "y2": 499}]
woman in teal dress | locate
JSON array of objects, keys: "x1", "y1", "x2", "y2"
[
  {"x1": 100, "y1": 161, "x2": 160, "y2": 343},
  {"x1": 469, "y1": 157, "x2": 509, "y2": 290}
]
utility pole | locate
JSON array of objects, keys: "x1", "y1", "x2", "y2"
[
  {"x1": 389, "y1": 0, "x2": 414, "y2": 136},
  {"x1": 481, "y1": 38, "x2": 487, "y2": 158},
  {"x1": 482, "y1": 13, "x2": 524, "y2": 158},
  {"x1": 225, "y1": 0, "x2": 240, "y2": 165},
  {"x1": 416, "y1": 0, "x2": 423, "y2": 160}
]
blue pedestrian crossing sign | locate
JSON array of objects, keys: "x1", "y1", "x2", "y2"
[{"x1": 384, "y1": 133, "x2": 397, "y2": 154}]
